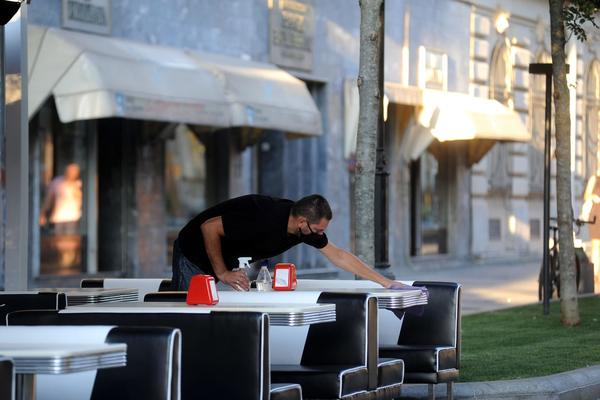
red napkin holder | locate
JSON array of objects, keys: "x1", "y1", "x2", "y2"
[
  {"x1": 272, "y1": 263, "x2": 297, "y2": 291},
  {"x1": 186, "y1": 275, "x2": 219, "y2": 305}
]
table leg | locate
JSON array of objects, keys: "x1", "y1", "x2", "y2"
[{"x1": 16, "y1": 374, "x2": 35, "y2": 400}]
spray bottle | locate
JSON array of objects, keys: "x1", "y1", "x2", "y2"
[
  {"x1": 232, "y1": 257, "x2": 252, "y2": 291},
  {"x1": 235, "y1": 257, "x2": 252, "y2": 275}
]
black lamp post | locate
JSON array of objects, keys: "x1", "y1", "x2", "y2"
[
  {"x1": 528, "y1": 62, "x2": 568, "y2": 315},
  {"x1": 374, "y1": 0, "x2": 392, "y2": 275}
]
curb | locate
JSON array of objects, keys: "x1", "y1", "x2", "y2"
[{"x1": 399, "y1": 365, "x2": 600, "y2": 399}]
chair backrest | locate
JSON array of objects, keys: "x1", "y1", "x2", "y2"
[
  {"x1": 397, "y1": 281, "x2": 462, "y2": 366},
  {"x1": 302, "y1": 293, "x2": 375, "y2": 368},
  {"x1": 94, "y1": 327, "x2": 181, "y2": 400},
  {"x1": 8, "y1": 310, "x2": 269, "y2": 400},
  {"x1": 0, "y1": 292, "x2": 66, "y2": 324},
  {"x1": 0, "y1": 357, "x2": 13, "y2": 400},
  {"x1": 80, "y1": 279, "x2": 172, "y2": 301},
  {"x1": 144, "y1": 290, "x2": 378, "y2": 387},
  {"x1": 144, "y1": 292, "x2": 186, "y2": 302}
]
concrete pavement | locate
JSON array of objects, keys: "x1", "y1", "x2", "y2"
[
  {"x1": 398, "y1": 257, "x2": 542, "y2": 314},
  {"x1": 391, "y1": 258, "x2": 600, "y2": 399},
  {"x1": 401, "y1": 365, "x2": 600, "y2": 399}
]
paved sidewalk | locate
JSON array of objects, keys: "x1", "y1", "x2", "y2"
[
  {"x1": 400, "y1": 365, "x2": 600, "y2": 399},
  {"x1": 398, "y1": 259, "x2": 541, "y2": 314},
  {"x1": 391, "y1": 259, "x2": 600, "y2": 399}
]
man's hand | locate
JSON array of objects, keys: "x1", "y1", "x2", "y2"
[
  {"x1": 387, "y1": 281, "x2": 429, "y2": 299},
  {"x1": 218, "y1": 270, "x2": 250, "y2": 291},
  {"x1": 386, "y1": 281, "x2": 414, "y2": 290}
]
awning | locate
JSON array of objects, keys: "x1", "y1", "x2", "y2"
[
  {"x1": 27, "y1": 25, "x2": 322, "y2": 136},
  {"x1": 344, "y1": 81, "x2": 530, "y2": 164},
  {"x1": 188, "y1": 52, "x2": 322, "y2": 136},
  {"x1": 400, "y1": 89, "x2": 530, "y2": 165}
]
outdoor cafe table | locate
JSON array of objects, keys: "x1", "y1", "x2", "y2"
[
  {"x1": 294, "y1": 279, "x2": 429, "y2": 310},
  {"x1": 60, "y1": 301, "x2": 336, "y2": 326},
  {"x1": 0, "y1": 342, "x2": 126, "y2": 400},
  {"x1": 37, "y1": 288, "x2": 139, "y2": 306}
]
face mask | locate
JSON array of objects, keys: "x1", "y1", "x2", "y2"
[{"x1": 297, "y1": 223, "x2": 319, "y2": 239}]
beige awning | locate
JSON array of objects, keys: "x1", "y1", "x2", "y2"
[
  {"x1": 343, "y1": 80, "x2": 530, "y2": 163},
  {"x1": 27, "y1": 25, "x2": 321, "y2": 136},
  {"x1": 400, "y1": 89, "x2": 530, "y2": 165},
  {"x1": 188, "y1": 52, "x2": 322, "y2": 136}
]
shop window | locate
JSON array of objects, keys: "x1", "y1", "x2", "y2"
[
  {"x1": 489, "y1": 218, "x2": 501, "y2": 241},
  {"x1": 34, "y1": 102, "x2": 91, "y2": 276},
  {"x1": 530, "y1": 218, "x2": 541, "y2": 240},
  {"x1": 165, "y1": 124, "x2": 209, "y2": 261},
  {"x1": 586, "y1": 60, "x2": 600, "y2": 179},
  {"x1": 486, "y1": 42, "x2": 513, "y2": 193},
  {"x1": 410, "y1": 153, "x2": 448, "y2": 256},
  {"x1": 418, "y1": 46, "x2": 448, "y2": 91}
]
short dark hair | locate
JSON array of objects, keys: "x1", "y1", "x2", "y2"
[{"x1": 291, "y1": 194, "x2": 332, "y2": 223}]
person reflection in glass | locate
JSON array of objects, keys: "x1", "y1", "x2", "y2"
[
  {"x1": 39, "y1": 163, "x2": 82, "y2": 268},
  {"x1": 40, "y1": 163, "x2": 83, "y2": 232}
]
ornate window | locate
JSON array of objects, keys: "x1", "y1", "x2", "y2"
[
  {"x1": 487, "y1": 42, "x2": 513, "y2": 193},
  {"x1": 586, "y1": 60, "x2": 600, "y2": 179},
  {"x1": 529, "y1": 52, "x2": 552, "y2": 194}
]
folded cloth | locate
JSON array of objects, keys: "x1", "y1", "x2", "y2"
[{"x1": 388, "y1": 284, "x2": 428, "y2": 318}]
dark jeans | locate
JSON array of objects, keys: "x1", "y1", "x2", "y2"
[{"x1": 171, "y1": 239, "x2": 209, "y2": 291}]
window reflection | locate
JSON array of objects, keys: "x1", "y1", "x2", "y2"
[
  {"x1": 165, "y1": 124, "x2": 208, "y2": 261},
  {"x1": 38, "y1": 116, "x2": 88, "y2": 275}
]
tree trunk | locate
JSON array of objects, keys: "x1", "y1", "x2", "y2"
[
  {"x1": 549, "y1": 0, "x2": 580, "y2": 326},
  {"x1": 355, "y1": 0, "x2": 383, "y2": 267}
]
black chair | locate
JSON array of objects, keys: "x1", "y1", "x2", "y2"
[
  {"x1": 271, "y1": 293, "x2": 374, "y2": 400},
  {"x1": 81, "y1": 278, "x2": 172, "y2": 301},
  {"x1": 4, "y1": 321, "x2": 181, "y2": 400},
  {"x1": 8, "y1": 309, "x2": 300, "y2": 400},
  {"x1": 144, "y1": 292, "x2": 186, "y2": 302},
  {"x1": 0, "y1": 357, "x2": 13, "y2": 400},
  {"x1": 145, "y1": 291, "x2": 400, "y2": 400},
  {"x1": 0, "y1": 292, "x2": 66, "y2": 324},
  {"x1": 95, "y1": 326, "x2": 181, "y2": 400},
  {"x1": 379, "y1": 281, "x2": 461, "y2": 400},
  {"x1": 81, "y1": 278, "x2": 172, "y2": 291}
]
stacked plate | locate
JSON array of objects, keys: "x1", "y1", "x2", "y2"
[
  {"x1": 269, "y1": 309, "x2": 336, "y2": 326},
  {"x1": 374, "y1": 290, "x2": 429, "y2": 310},
  {"x1": 39, "y1": 288, "x2": 139, "y2": 306},
  {"x1": 3, "y1": 343, "x2": 127, "y2": 374}
]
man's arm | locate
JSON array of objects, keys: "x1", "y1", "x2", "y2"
[
  {"x1": 201, "y1": 216, "x2": 250, "y2": 291},
  {"x1": 320, "y1": 242, "x2": 413, "y2": 289}
]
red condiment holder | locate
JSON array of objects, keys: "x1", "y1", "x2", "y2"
[
  {"x1": 186, "y1": 275, "x2": 219, "y2": 305},
  {"x1": 272, "y1": 263, "x2": 297, "y2": 291}
]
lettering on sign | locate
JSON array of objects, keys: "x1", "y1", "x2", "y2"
[
  {"x1": 269, "y1": 0, "x2": 314, "y2": 71},
  {"x1": 62, "y1": 0, "x2": 111, "y2": 35}
]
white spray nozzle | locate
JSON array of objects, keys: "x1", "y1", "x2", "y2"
[{"x1": 237, "y1": 257, "x2": 252, "y2": 269}]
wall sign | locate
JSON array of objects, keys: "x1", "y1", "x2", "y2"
[
  {"x1": 62, "y1": 0, "x2": 111, "y2": 35},
  {"x1": 269, "y1": 0, "x2": 314, "y2": 72}
]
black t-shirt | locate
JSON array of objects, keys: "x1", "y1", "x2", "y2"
[{"x1": 177, "y1": 194, "x2": 328, "y2": 278}]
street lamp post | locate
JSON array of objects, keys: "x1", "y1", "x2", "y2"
[
  {"x1": 528, "y1": 62, "x2": 568, "y2": 315},
  {"x1": 374, "y1": 0, "x2": 392, "y2": 275}
]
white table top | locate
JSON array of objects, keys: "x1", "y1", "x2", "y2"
[
  {"x1": 62, "y1": 301, "x2": 333, "y2": 313},
  {"x1": 61, "y1": 302, "x2": 336, "y2": 326},
  {"x1": 0, "y1": 343, "x2": 127, "y2": 374},
  {"x1": 219, "y1": 287, "x2": 427, "y2": 310}
]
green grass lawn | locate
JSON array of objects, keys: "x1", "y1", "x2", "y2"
[{"x1": 459, "y1": 295, "x2": 600, "y2": 382}]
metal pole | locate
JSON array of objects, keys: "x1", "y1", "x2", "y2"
[
  {"x1": 375, "y1": 0, "x2": 392, "y2": 275},
  {"x1": 542, "y1": 71, "x2": 552, "y2": 315},
  {"x1": 529, "y1": 63, "x2": 568, "y2": 315},
  {"x1": 0, "y1": 25, "x2": 5, "y2": 289},
  {"x1": 4, "y1": 3, "x2": 28, "y2": 290}
]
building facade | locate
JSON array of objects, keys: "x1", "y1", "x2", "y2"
[{"x1": 2, "y1": 0, "x2": 599, "y2": 288}]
